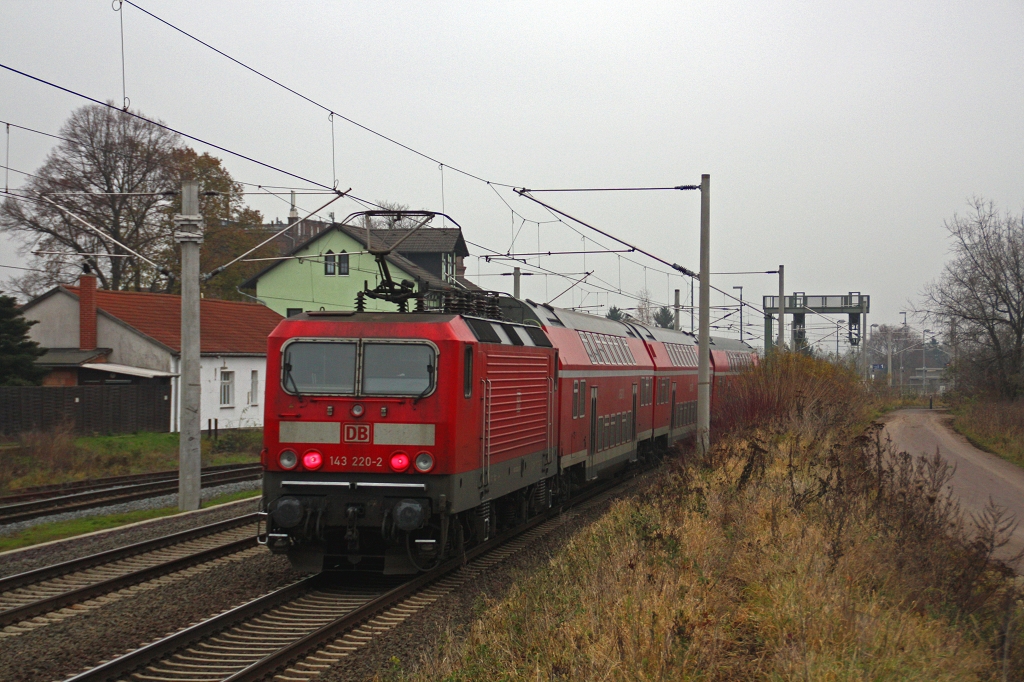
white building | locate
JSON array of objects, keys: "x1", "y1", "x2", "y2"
[{"x1": 21, "y1": 275, "x2": 283, "y2": 431}]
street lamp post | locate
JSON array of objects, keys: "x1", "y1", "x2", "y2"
[
  {"x1": 733, "y1": 285, "x2": 743, "y2": 342},
  {"x1": 870, "y1": 323, "x2": 879, "y2": 381},
  {"x1": 922, "y1": 329, "x2": 930, "y2": 394}
]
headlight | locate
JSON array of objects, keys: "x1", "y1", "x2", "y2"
[
  {"x1": 302, "y1": 450, "x2": 323, "y2": 470},
  {"x1": 390, "y1": 452, "x2": 410, "y2": 472},
  {"x1": 351, "y1": 403, "x2": 364, "y2": 417},
  {"x1": 278, "y1": 449, "x2": 297, "y2": 470},
  {"x1": 414, "y1": 452, "x2": 434, "y2": 473}
]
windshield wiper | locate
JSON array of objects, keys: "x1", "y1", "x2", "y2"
[
  {"x1": 412, "y1": 363, "x2": 434, "y2": 404},
  {"x1": 283, "y1": 360, "x2": 302, "y2": 398}
]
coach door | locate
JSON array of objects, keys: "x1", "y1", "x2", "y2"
[
  {"x1": 630, "y1": 383, "x2": 638, "y2": 462},
  {"x1": 587, "y1": 386, "x2": 598, "y2": 479},
  {"x1": 670, "y1": 382, "x2": 677, "y2": 440}
]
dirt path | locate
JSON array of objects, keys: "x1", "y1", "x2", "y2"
[{"x1": 882, "y1": 408, "x2": 1024, "y2": 567}]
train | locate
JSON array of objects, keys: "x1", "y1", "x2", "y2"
[{"x1": 256, "y1": 293, "x2": 756, "y2": 574}]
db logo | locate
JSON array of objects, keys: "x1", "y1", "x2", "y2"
[{"x1": 344, "y1": 423, "x2": 371, "y2": 443}]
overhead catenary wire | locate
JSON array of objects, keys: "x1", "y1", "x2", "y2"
[
  {"x1": 119, "y1": 0, "x2": 520, "y2": 189},
  {"x1": 514, "y1": 189, "x2": 768, "y2": 319},
  {"x1": 203, "y1": 191, "x2": 350, "y2": 281},
  {"x1": 0, "y1": 62, "x2": 342, "y2": 193}
]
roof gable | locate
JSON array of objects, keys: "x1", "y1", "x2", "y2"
[
  {"x1": 239, "y1": 223, "x2": 461, "y2": 290},
  {"x1": 62, "y1": 287, "x2": 282, "y2": 354}
]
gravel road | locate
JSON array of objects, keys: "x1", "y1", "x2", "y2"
[{"x1": 882, "y1": 408, "x2": 1024, "y2": 566}]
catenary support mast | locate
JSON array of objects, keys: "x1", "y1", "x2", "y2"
[
  {"x1": 696, "y1": 174, "x2": 711, "y2": 456},
  {"x1": 175, "y1": 181, "x2": 203, "y2": 511}
]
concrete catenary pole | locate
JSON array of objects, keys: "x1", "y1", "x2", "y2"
[
  {"x1": 673, "y1": 288, "x2": 680, "y2": 330},
  {"x1": 777, "y1": 264, "x2": 785, "y2": 351},
  {"x1": 513, "y1": 266, "x2": 521, "y2": 299},
  {"x1": 696, "y1": 174, "x2": 712, "y2": 456},
  {"x1": 174, "y1": 181, "x2": 203, "y2": 511}
]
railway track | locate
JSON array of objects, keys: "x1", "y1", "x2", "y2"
[
  {"x1": 66, "y1": 469, "x2": 648, "y2": 682},
  {"x1": 0, "y1": 464, "x2": 263, "y2": 525},
  {"x1": 0, "y1": 513, "x2": 259, "y2": 633}
]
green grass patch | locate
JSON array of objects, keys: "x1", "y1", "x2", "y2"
[
  {"x1": 0, "y1": 487, "x2": 262, "y2": 552},
  {"x1": 203, "y1": 488, "x2": 261, "y2": 507},
  {"x1": 0, "y1": 506, "x2": 179, "y2": 552}
]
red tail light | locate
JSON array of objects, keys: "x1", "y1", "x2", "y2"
[
  {"x1": 302, "y1": 450, "x2": 323, "y2": 470},
  {"x1": 390, "y1": 452, "x2": 410, "y2": 472}
]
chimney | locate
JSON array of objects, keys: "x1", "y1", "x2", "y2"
[
  {"x1": 455, "y1": 256, "x2": 467, "y2": 279},
  {"x1": 79, "y1": 274, "x2": 97, "y2": 351},
  {"x1": 289, "y1": 191, "x2": 299, "y2": 221}
]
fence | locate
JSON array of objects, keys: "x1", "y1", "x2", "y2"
[{"x1": 0, "y1": 385, "x2": 171, "y2": 436}]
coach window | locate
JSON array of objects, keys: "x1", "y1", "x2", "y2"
[
  {"x1": 283, "y1": 341, "x2": 356, "y2": 394},
  {"x1": 580, "y1": 381, "x2": 586, "y2": 419},
  {"x1": 324, "y1": 251, "x2": 336, "y2": 276},
  {"x1": 572, "y1": 380, "x2": 579, "y2": 418},
  {"x1": 362, "y1": 342, "x2": 435, "y2": 396},
  {"x1": 464, "y1": 346, "x2": 474, "y2": 398}
]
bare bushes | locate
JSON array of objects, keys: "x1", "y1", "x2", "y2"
[{"x1": 712, "y1": 352, "x2": 864, "y2": 434}]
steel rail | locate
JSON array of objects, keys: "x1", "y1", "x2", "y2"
[
  {"x1": 0, "y1": 513, "x2": 258, "y2": 597},
  {"x1": 0, "y1": 466, "x2": 262, "y2": 524},
  {"x1": 0, "y1": 536, "x2": 255, "y2": 627},
  {"x1": 67, "y1": 469, "x2": 645, "y2": 682},
  {"x1": 0, "y1": 463, "x2": 260, "y2": 504}
]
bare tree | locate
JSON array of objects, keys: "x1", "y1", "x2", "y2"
[
  {"x1": 865, "y1": 324, "x2": 926, "y2": 385},
  {"x1": 922, "y1": 199, "x2": 1024, "y2": 397},
  {"x1": 635, "y1": 288, "x2": 654, "y2": 325},
  {"x1": 0, "y1": 104, "x2": 180, "y2": 295}
]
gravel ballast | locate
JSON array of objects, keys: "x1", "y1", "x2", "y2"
[
  {"x1": 0, "y1": 550, "x2": 298, "y2": 682},
  {"x1": 0, "y1": 478, "x2": 261, "y2": 538},
  {"x1": 318, "y1": 478, "x2": 651, "y2": 682},
  {"x1": 0, "y1": 495, "x2": 260, "y2": 579}
]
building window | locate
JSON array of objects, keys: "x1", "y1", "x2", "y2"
[
  {"x1": 286, "y1": 308, "x2": 303, "y2": 317},
  {"x1": 324, "y1": 251, "x2": 336, "y2": 275},
  {"x1": 337, "y1": 250, "x2": 349, "y2": 276},
  {"x1": 443, "y1": 252, "x2": 455, "y2": 283},
  {"x1": 220, "y1": 370, "x2": 235, "y2": 407},
  {"x1": 249, "y1": 370, "x2": 259, "y2": 405}
]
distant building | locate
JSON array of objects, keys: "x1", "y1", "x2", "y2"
[
  {"x1": 240, "y1": 221, "x2": 479, "y2": 317},
  {"x1": 20, "y1": 275, "x2": 283, "y2": 430}
]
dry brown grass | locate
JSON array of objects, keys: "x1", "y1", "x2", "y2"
[
  {"x1": 393, "y1": 354, "x2": 1024, "y2": 681},
  {"x1": 0, "y1": 426, "x2": 262, "y2": 492},
  {"x1": 952, "y1": 399, "x2": 1024, "y2": 469}
]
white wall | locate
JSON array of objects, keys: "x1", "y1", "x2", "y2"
[
  {"x1": 24, "y1": 291, "x2": 79, "y2": 347},
  {"x1": 98, "y1": 315, "x2": 174, "y2": 371},
  {"x1": 195, "y1": 355, "x2": 267, "y2": 430}
]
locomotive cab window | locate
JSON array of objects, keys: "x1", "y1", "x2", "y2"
[
  {"x1": 283, "y1": 341, "x2": 356, "y2": 394},
  {"x1": 464, "y1": 346, "x2": 473, "y2": 398},
  {"x1": 362, "y1": 343, "x2": 436, "y2": 396}
]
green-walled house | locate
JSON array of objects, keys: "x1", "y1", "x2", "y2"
[{"x1": 240, "y1": 222, "x2": 478, "y2": 317}]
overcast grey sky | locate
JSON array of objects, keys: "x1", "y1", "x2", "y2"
[{"x1": 2, "y1": 1, "x2": 1022, "y2": 349}]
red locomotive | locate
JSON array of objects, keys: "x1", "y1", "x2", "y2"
[{"x1": 257, "y1": 212, "x2": 756, "y2": 573}]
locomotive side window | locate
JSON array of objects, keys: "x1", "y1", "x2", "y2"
[
  {"x1": 362, "y1": 343, "x2": 435, "y2": 396},
  {"x1": 283, "y1": 342, "x2": 356, "y2": 394},
  {"x1": 580, "y1": 381, "x2": 586, "y2": 419},
  {"x1": 464, "y1": 346, "x2": 473, "y2": 398}
]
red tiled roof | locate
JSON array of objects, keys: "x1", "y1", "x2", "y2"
[{"x1": 65, "y1": 287, "x2": 282, "y2": 354}]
